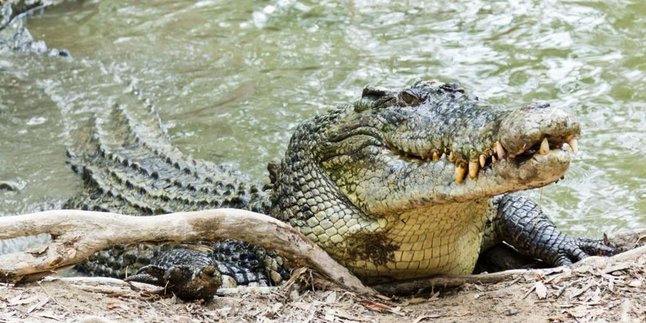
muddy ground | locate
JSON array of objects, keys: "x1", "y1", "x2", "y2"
[{"x1": 1, "y1": 242, "x2": 644, "y2": 323}]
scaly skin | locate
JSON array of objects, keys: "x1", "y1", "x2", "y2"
[
  {"x1": 67, "y1": 80, "x2": 613, "y2": 298},
  {"x1": 268, "y1": 81, "x2": 611, "y2": 281},
  {"x1": 65, "y1": 103, "x2": 288, "y2": 287}
]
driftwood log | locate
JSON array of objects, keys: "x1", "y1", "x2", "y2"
[
  {"x1": 0, "y1": 209, "x2": 376, "y2": 295},
  {"x1": 0, "y1": 209, "x2": 644, "y2": 298}
]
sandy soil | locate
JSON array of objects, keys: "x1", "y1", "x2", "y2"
[{"x1": 1, "y1": 242, "x2": 644, "y2": 323}]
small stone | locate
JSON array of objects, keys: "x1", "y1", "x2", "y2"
[{"x1": 534, "y1": 281, "x2": 548, "y2": 299}]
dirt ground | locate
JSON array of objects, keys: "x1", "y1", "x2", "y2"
[{"x1": 1, "y1": 240, "x2": 644, "y2": 323}]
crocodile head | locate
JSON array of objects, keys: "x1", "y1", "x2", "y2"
[
  {"x1": 271, "y1": 80, "x2": 580, "y2": 276},
  {"x1": 307, "y1": 80, "x2": 579, "y2": 215}
]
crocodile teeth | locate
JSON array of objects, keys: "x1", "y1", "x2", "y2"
[
  {"x1": 567, "y1": 138, "x2": 578, "y2": 153},
  {"x1": 448, "y1": 151, "x2": 456, "y2": 162},
  {"x1": 468, "y1": 160, "x2": 480, "y2": 179},
  {"x1": 495, "y1": 141, "x2": 506, "y2": 160},
  {"x1": 491, "y1": 155, "x2": 497, "y2": 163},
  {"x1": 432, "y1": 151, "x2": 440, "y2": 161},
  {"x1": 455, "y1": 165, "x2": 466, "y2": 184},
  {"x1": 538, "y1": 137, "x2": 550, "y2": 155},
  {"x1": 479, "y1": 154, "x2": 486, "y2": 168}
]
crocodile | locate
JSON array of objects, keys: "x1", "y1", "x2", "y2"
[{"x1": 65, "y1": 80, "x2": 614, "y2": 300}]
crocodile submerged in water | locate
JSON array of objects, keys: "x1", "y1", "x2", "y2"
[{"x1": 65, "y1": 80, "x2": 614, "y2": 300}]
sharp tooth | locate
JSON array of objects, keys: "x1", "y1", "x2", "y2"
[
  {"x1": 491, "y1": 155, "x2": 497, "y2": 163},
  {"x1": 469, "y1": 160, "x2": 480, "y2": 179},
  {"x1": 448, "y1": 152, "x2": 456, "y2": 162},
  {"x1": 539, "y1": 137, "x2": 550, "y2": 155},
  {"x1": 432, "y1": 151, "x2": 440, "y2": 161},
  {"x1": 479, "y1": 154, "x2": 486, "y2": 168},
  {"x1": 454, "y1": 165, "x2": 466, "y2": 184},
  {"x1": 495, "y1": 141, "x2": 506, "y2": 159},
  {"x1": 567, "y1": 138, "x2": 578, "y2": 153}
]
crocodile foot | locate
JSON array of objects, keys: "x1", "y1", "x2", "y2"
[
  {"x1": 550, "y1": 237, "x2": 616, "y2": 266},
  {"x1": 124, "y1": 248, "x2": 222, "y2": 301},
  {"x1": 126, "y1": 263, "x2": 222, "y2": 301}
]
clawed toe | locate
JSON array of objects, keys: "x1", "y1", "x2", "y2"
[
  {"x1": 124, "y1": 264, "x2": 166, "y2": 285},
  {"x1": 575, "y1": 238, "x2": 615, "y2": 256},
  {"x1": 555, "y1": 238, "x2": 616, "y2": 266}
]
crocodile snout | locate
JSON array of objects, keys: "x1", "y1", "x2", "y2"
[{"x1": 498, "y1": 103, "x2": 580, "y2": 158}]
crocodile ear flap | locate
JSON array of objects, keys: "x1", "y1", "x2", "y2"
[
  {"x1": 396, "y1": 89, "x2": 422, "y2": 106},
  {"x1": 356, "y1": 86, "x2": 395, "y2": 112},
  {"x1": 361, "y1": 86, "x2": 389, "y2": 100}
]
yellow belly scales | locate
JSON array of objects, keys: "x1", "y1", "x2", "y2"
[{"x1": 300, "y1": 199, "x2": 493, "y2": 281}]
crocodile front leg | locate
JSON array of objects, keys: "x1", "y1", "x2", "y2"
[
  {"x1": 125, "y1": 248, "x2": 222, "y2": 301},
  {"x1": 492, "y1": 194, "x2": 615, "y2": 266}
]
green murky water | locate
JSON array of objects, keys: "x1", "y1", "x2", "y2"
[{"x1": 1, "y1": 1, "x2": 644, "y2": 250}]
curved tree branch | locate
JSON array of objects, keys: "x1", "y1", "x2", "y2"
[{"x1": 0, "y1": 209, "x2": 377, "y2": 296}]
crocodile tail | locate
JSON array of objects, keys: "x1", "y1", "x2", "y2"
[
  {"x1": 65, "y1": 100, "x2": 286, "y2": 289},
  {"x1": 65, "y1": 102, "x2": 271, "y2": 215}
]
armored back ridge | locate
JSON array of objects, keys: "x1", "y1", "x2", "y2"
[
  {"x1": 67, "y1": 81, "x2": 614, "y2": 299},
  {"x1": 66, "y1": 103, "x2": 288, "y2": 287},
  {"x1": 66, "y1": 103, "x2": 271, "y2": 215}
]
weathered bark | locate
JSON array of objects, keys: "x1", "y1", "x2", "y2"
[{"x1": 0, "y1": 209, "x2": 377, "y2": 296}]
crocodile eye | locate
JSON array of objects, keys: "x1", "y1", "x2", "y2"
[{"x1": 397, "y1": 89, "x2": 421, "y2": 106}]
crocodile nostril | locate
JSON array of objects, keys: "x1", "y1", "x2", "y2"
[{"x1": 498, "y1": 105, "x2": 580, "y2": 158}]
